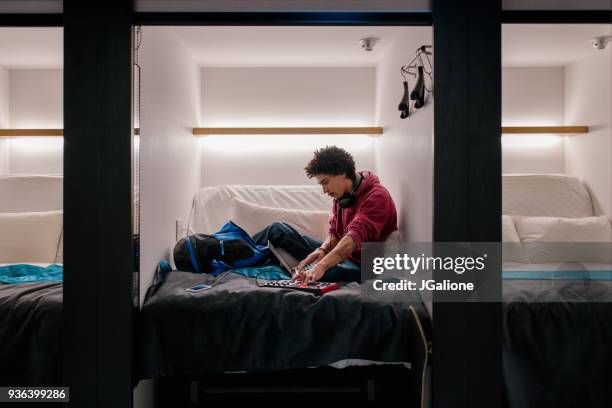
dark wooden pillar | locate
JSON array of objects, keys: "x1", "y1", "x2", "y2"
[
  {"x1": 64, "y1": 1, "x2": 134, "y2": 406},
  {"x1": 433, "y1": 0, "x2": 502, "y2": 406}
]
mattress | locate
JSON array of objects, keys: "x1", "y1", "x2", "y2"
[
  {"x1": 0, "y1": 280, "x2": 63, "y2": 386},
  {"x1": 504, "y1": 261, "x2": 612, "y2": 277},
  {"x1": 138, "y1": 270, "x2": 430, "y2": 382},
  {"x1": 502, "y1": 264, "x2": 612, "y2": 407}
]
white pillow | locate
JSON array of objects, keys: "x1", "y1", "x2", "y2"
[
  {"x1": 502, "y1": 215, "x2": 520, "y2": 243},
  {"x1": 515, "y1": 216, "x2": 611, "y2": 243},
  {"x1": 190, "y1": 185, "x2": 332, "y2": 235},
  {"x1": 0, "y1": 210, "x2": 63, "y2": 263},
  {"x1": 514, "y1": 216, "x2": 612, "y2": 264},
  {"x1": 229, "y1": 198, "x2": 331, "y2": 241}
]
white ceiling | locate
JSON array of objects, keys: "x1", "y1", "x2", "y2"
[
  {"x1": 171, "y1": 26, "x2": 416, "y2": 66},
  {"x1": 503, "y1": 24, "x2": 612, "y2": 67},
  {"x1": 0, "y1": 28, "x2": 62, "y2": 68}
]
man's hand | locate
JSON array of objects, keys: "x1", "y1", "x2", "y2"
[
  {"x1": 296, "y1": 249, "x2": 325, "y2": 272},
  {"x1": 292, "y1": 261, "x2": 327, "y2": 284},
  {"x1": 291, "y1": 249, "x2": 324, "y2": 282}
]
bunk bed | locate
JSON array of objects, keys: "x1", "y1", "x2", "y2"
[
  {"x1": 0, "y1": 175, "x2": 63, "y2": 386},
  {"x1": 501, "y1": 174, "x2": 612, "y2": 408},
  {"x1": 138, "y1": 185, "x2": 431, "y2": 406}
]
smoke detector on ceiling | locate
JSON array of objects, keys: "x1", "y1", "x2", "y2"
[
  {"x1": 359, "y1": 37, "x2": 380, "y2": 52},
  {"x1": 591, "y1": 36, "x2": 612, "y2": 50}
]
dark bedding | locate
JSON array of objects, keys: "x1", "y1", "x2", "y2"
[
  {"x1": 0, "y1": 282, "x2": 63, "y2": 386},
  {"x1": 503, "y1": 279, "x2": 612, "y2": 408},
  {"x1": 138, "y1": 270, "x2": 430, "y2": 381}
]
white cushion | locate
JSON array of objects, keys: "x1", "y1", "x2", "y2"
[
  {"x1": 503, "y1": 174, "x2": 594, "y2": 218},
  {"x1": 502, "y1": 215, "x2": 520, "y2": 243},
  {"x1": 0, "y1": 210, "x2": 63, "y2": 263},
  {"x1": 514, "y1": 216, "x2": 611, "y2": 243},
  {"x1": 190, "y1": 185, "x2": 332, "y2": 235},
  {"x1": 229, "y1": 198, "x2": 331, "y2": 241},
  {"x1": 514, "y1": 216, "x2": 612, "y2": 264}
]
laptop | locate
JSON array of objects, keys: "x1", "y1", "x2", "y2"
[
  {"x1": 264, "y1": 240, "x2": 339, "y2": 294},
  {"x1": 268, "y1": 240, "x2": 300, "y2": 277}
]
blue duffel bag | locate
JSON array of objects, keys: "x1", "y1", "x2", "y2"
[{"x1": 173, "y1": 221, "x2": 270, "y2": 276}]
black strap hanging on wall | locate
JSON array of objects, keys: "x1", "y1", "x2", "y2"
[
  {"x1": 398, "y1": 45, "x2": 433, "y2": 119},
  {"x1": 398, "y1": 69, "x2": 412, "y2": 118}
]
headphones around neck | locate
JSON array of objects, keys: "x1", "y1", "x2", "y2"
[{"x1": 337, "y1": 173, "x2": 362, "y2": 209}]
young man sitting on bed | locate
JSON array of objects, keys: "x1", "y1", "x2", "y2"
[{"x1": 253, "y1": 146, "x2": 398, "y2": 283}]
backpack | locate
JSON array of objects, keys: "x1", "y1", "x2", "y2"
[{"x1": 173, "y1": 221, "x2": 270, "y2": 276}]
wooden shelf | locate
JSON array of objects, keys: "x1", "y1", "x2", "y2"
[
  {"x1": 1, "y1": 126, "x2": 587, "y2": 137},
  {"x1": 192, "y1": 127, "x2": 384, "y2": 136},
  {"x1": 0, "y1": 129, "x2": 63, "y2": 137},
  {"x1": 502, "y1": 126, "x2": 588, "y2": 134}
]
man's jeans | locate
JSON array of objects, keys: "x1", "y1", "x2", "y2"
[{"x1": 253, "y1": 222, "x2": 361, "y2": 283}]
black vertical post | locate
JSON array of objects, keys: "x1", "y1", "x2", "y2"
[
  {"x1": 433, "y1": 0, "x2": 502, "y2": 407},
  {"x1": 64, "y1": 1, "x2": 134, "y2": 407}
]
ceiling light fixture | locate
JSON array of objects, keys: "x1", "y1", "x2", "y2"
[
  {"x1": 591, "y1": 35, "x2": 612, "y2": 50},
  {"x1": 359, "y1": 37, "x2": 379, "y2": 52}
]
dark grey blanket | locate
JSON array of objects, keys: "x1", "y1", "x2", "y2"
[
  {"x1": 138, "y1": 271, "x2": 430, "y2": 380},
  {"x1": 0, "y1": 282, "x2": 63, "y2": 386},
  {"x1": 503, "y1": 279, "x2": 612, "y2": 408}
]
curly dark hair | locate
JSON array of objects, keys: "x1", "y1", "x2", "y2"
[{"x1": 304, "y1": 146, "x2": 356, "y2": 181}]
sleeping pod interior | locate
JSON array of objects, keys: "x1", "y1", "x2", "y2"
[
  {"x1": 501, "y1": 23, "x2": 612, "y2": 408},
  {"x1": 10, "y1": 4, "x2": 611, "y2": 408},
  {"x1": 502, "y1": 24, "x2": 612, "y2": 252},
  {"x1": 0, "y1": 27, "x2": 64, "y2": 387},
  {"x1": 135, "y1": 25, "x2": 434, "y2": 405}
]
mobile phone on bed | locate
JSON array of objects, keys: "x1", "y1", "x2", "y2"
[{"x1": 186, "y1": 284, "x2": 211, "y2": 293}]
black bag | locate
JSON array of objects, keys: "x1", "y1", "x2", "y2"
[{"x1": 173, "y1": 234, "x2": 255, "y2": 274}]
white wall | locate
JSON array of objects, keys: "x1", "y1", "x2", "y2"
[
  {"x1": 565, "y1": 48, "x2": 612, "y2": 216},
  {"x1": 0, "y1": 67, "x2": 8, "y2": 128},
  {"x1": 8, "y1": 137, "x2": 63, "y2": 174},
  {"x1": 0, "y1": 1, "x2": 62, "y2": 13},
  {"x1": 10, "y1": 69, "x2": 62, "y2": 128},
  {"x1": 0, "y1": 138, "x2": 6, "y2": 175},
  {"x1": 502, "y1": 67, "x2": 566, "y2": 174},
  {"x1": 202, "y1": 67, "x2": 375, "y2": 127},
  {"x1": 0, "y1": 68, "x2": 63, "y2": 175},
  {"x1": 200, "y1": 67, "x2": 376, "y2": 186},
  {"x1": 139, "y1": 27, "x2": 202, "y2": 302},
  {"x1": 374, "y1": 27, "x2": 433, "y2": 241},
  {"x1": 136, "y1": 27, "x2": 202, "y2": 407},
  {"x1": 0, "y1": 67, "x2": 9, "y2": 174}
]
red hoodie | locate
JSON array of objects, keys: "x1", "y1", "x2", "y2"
[{"x1": 328, "y1": 171, "x2": 398, "y2": 264}]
